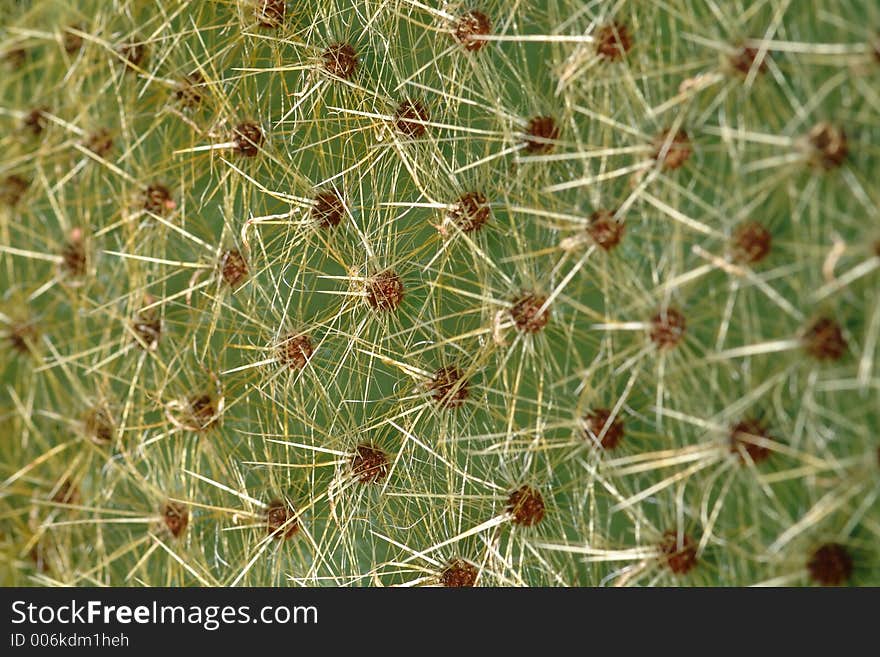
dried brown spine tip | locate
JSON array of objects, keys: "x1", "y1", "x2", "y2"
[
  {"x1": 807, "y1": 543, "x2": 852, "y2": 586},
  {"x1": 1, "y1": 174, "x2": 30, "y2": 206},
  {"x1": 266, "y1": 498, "x2": 299, "y2": 539},
  {"x1": 350, "y1": 444, "x2": 390, "y2": 484},
  {"x1": 509, "y1": 293, "x2": 551, "y2": 333},
  {"x1": 83, "y1": 405, "x2": 115, "y2": 445},
  {"x1": 311, "y1": 190, "x2": 345, "y2": 228},
  {"x1": 23, "y1": 107, "x2": 49, "y2": 136},
  {"x1": 7, "y1": 321, "x2": 39, "y2": 355},
  {"x1": 652, "y1": 129, "x2": 692, "y2": 170},
  {"x1": 583, "y1": 408, "x2": 625, "y2": 449},
  {"x1": 594, "y1": 22, "x2": 633, "y2": 60},
  {"x1": 60, "y1": 229, "x2": 87, "y2": 279},
  {"x1": 84, "y1": 129, "x2": 113, "y2": 158},
  {"x1": 63, "y1": 26, "x2": 84, "y2": 54},
  {"x1": 588, "y1": 209, "x2": 625, "y2": 250},
  {"x1": 506, "y1": 485, "x2": 545, "y2": 526},
  {"x1": 728, "y1": 45, "x2": 769, "y2": 75},
  {"x1": 805, "y1": 123, "x2": 848, "y2": 170},
  {"x1": 802, "y1": 317, "x2": 847, "y2": 361},
  {"x1": 51, "y1": 479, "x2": 80, "y2": 505},
  {"x1": 453, "y1": 10, "x2": 492, "y2": 52},
  {"x1": 394, "y1": 100, "x2": 430, "y2": 138},
  {"x1": 132, "y1": 299, "x2": 161, "y2": 350},
  {"x1": 440, "y1": 558, "x2": 478, "y2": 587},
  {"x1": 650, "y1": 307, "x2": 687, "y2": 349},
  {"x1": 523, "y1": 116, "x2": 560, "y2": 154},
  {"x1": 659, "y1": 531, "x2": 698, "y2": 575},
  {"x1": 730, "y1": 221, "x2": 772, "y2": 264},
  {"x1": 448, "y1": 191, "x2": 491, "y2": 233},
  {"x1": 117, "y1": 42, "x2": 147, "y2": 69},
  {"x1": 429, "y1": 366, "x2": 470, "y2": 408},
  {"x1": 176, "y1": 71, "x2": 206, "y2": 108},
  {"x1": 163, "y1": 501, "x2": 189, "y2": 538},
  {"x1": 232, "y1": 121, "x2": 264, "y2": 157},
  {"x1": 221, "y1": 249, "x2": 249, "y2": 289},
  {"x1": 322, "y1": 42, "x2": 358, "y2": 79},
  {"x1": 365, "y1": 270, "x2": 405, "y2": 312},
  {"x1": 255, "y1": 0, "x2": 285, "y2": 28},
  {"x1": 187, "y1": 394, "x2": 220, "y2": 431},
  {"x1": 4, "y1": 48, "x2": 26, "y2": 68},
  {"x1": 729, "y1": 418, "x2": 773, "y2": 464},
  {"x1": 277, "y1": 333, "x2": 313, "y2": 370},
  {"x1": 143, "y1": 184, "x2": 176, "y2": 216}
]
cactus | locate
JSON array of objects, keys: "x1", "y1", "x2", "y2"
[{"x1": 1, "y1": 0, "x2": 878, "y2": 587}]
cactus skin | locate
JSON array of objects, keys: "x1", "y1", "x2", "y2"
[{"x1": 1, "y1": 1, "x2": 879, "y2": 587}]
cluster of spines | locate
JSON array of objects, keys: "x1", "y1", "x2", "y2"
[{"x1": 0, "y1": 1, "x2": 878, "y2": 587}]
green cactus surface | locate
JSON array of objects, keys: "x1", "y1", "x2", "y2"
[{"x1": 1, "y1": 0, "x2": 879, "y2": 587}]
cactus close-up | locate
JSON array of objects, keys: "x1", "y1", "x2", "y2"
[{"x1": 1, "y1": 0, "x2": 879, "y2": 588}]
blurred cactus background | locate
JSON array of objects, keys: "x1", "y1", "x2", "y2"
[{"x1": 1, "y1": 0, "x2": 878, "y2": 586}]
